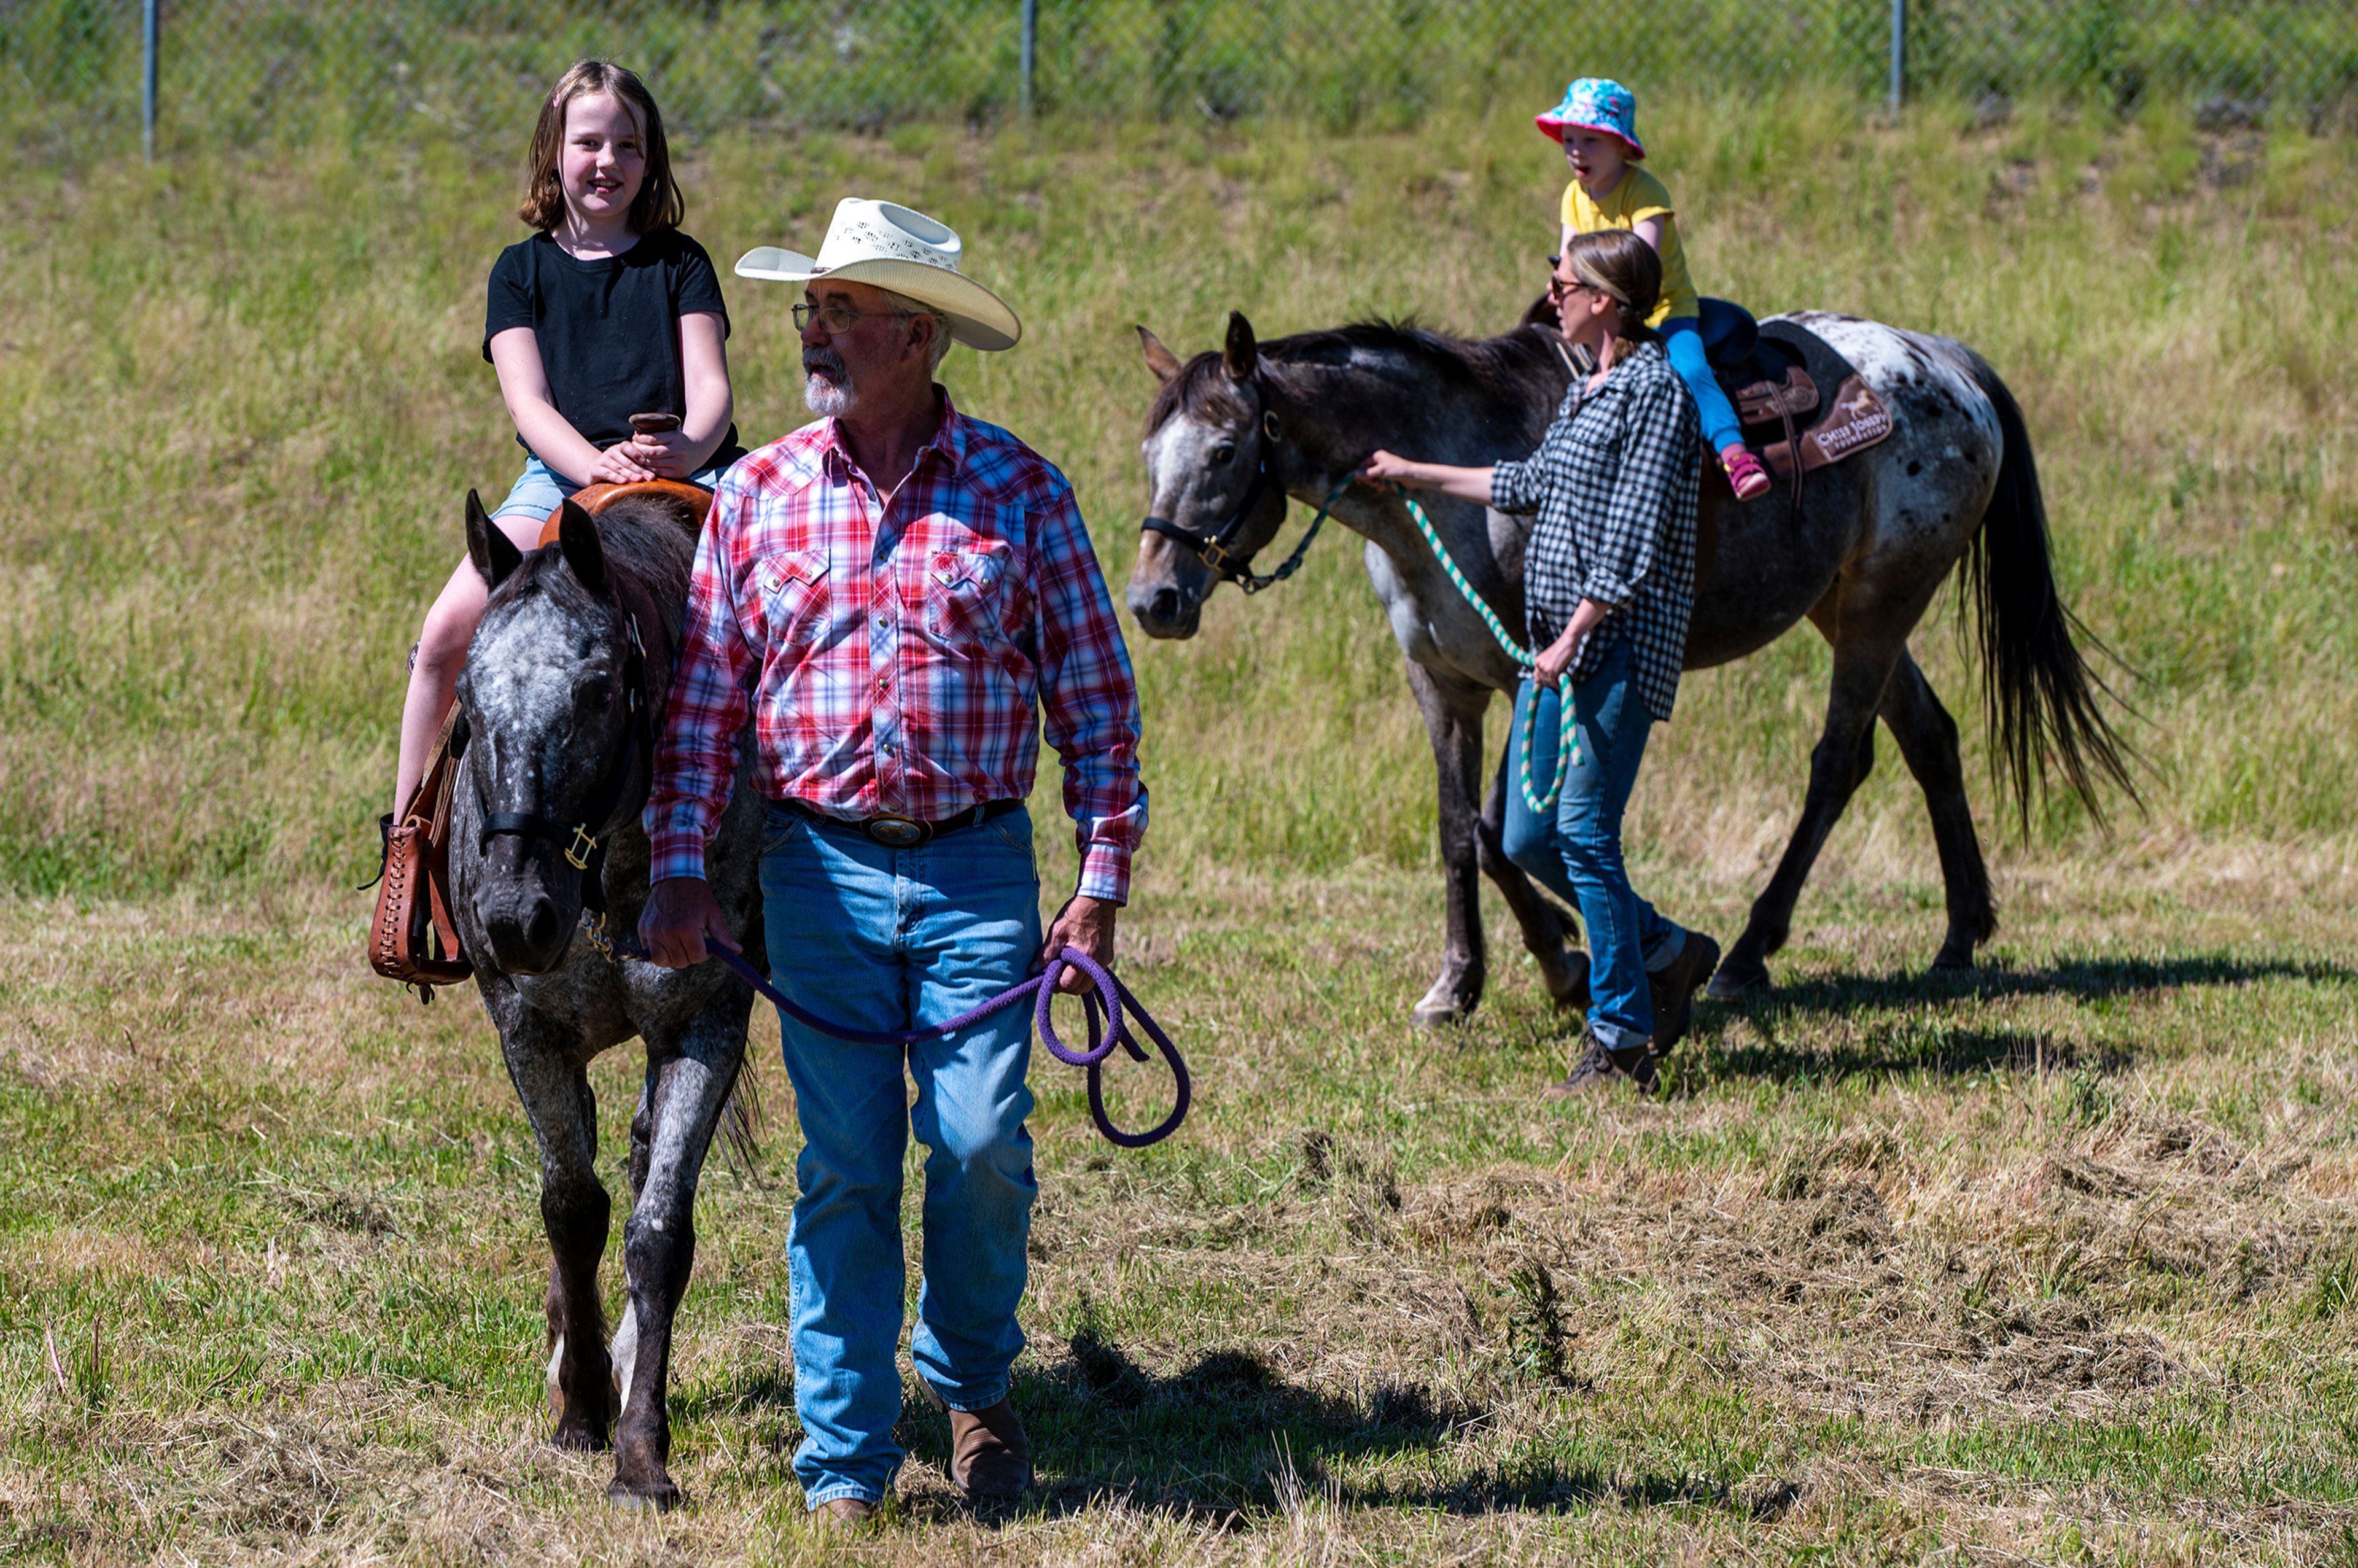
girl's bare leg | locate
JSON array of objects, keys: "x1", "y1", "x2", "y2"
[{"x1": 391, "y1": 513, "x2": 547, "y2": 817}]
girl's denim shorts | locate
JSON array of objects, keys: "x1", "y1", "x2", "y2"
[{"x1": 490, "y1": 454, "x2": 734, "y2": 522}]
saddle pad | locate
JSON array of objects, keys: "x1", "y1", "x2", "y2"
[
  {"x1": 1746, "y1": 319, "x2": 1896, "y2": 480},
  {"x1": 1767, "y1": 375, "x2": 1894, "y2": 478}
]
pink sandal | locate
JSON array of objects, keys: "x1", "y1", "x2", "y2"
[{"x1": 1721, "y1": 444, "x2": 1772, "y2": 502}]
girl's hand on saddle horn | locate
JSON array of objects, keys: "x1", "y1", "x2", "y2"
[
  {"x1": 590, "y1": 443, "x2": 660, "y2": 486},
  {"x1": 626, "y1": 427, "x2": 698, "y2": 479}
]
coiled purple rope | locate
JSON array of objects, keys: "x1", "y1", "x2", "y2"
[{"x1": 617, "y1": 939, "x2": 1190, "y2": 1148}]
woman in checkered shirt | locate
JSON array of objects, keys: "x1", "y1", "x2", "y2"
[{"x1": 1362, "y1": 229, "x2": 1720, "y2": 1098}]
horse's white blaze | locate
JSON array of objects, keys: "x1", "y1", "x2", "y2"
[
  {"x1": 1143, "y1": 414, "x2": 1230, "y2": 522},
  {"x1": 610, "y1": 1300, "x2": 640, "y2": 1421}
]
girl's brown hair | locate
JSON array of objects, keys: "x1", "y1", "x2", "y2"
[
  {"x1": 1563, "y1": 228, "x2": 1663, "y2": 344},
  {"x1": 519, "y1": 60, "x2": 683, "y2": 235}
]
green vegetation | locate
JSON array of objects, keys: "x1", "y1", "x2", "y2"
[
  {"x1": 0, "y1": 90, "x2": 2354, "y2": 1562},
  {"x1": 0, "y1": 91, "x2": 2352, "y2": 891},
  {"x1": 9, "y1": 0, "x2": 2357, "y2": 158}
]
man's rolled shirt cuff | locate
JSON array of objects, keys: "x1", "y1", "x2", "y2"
[
  {"x1": 1078, "y1": 843, "x2": 1132, "y2": 906},
  {"x1": 650, "y1": 825, "x2": 710, "y2": 885}
]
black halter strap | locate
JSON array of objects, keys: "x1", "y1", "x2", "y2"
[{"x1": 1138, "y1": 393, "x2": 1331, "y2": 595}]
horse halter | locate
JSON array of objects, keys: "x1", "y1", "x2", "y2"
[
  {"x1": 474, "y1": 583, "x2": 665, "y2": 918},
  {"x1": 1138, "y1": 391, "x2": 1315, "y2": 595}
]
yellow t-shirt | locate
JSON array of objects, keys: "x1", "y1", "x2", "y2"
[{"x1": 1560, "y1": 167, "x2": 1702, "y2": 330}]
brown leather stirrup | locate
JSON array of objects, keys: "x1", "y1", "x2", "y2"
[{"x1": 370, "y1": 704, "x2": 473, "y2": 1003}]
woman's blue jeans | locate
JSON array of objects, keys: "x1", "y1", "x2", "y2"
[
  {"x1": 758, "y1": 802, "x2": 1043, "y2": 1508},
  {"x1": 1659, "y1": 317, "x2": 1745, "y2": 455},
  {"x1": 1503, "y1": 641, "x2": 1689, "y2": 1053}
]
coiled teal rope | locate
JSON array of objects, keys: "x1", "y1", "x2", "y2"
[{"x1": 1381, "y1": 481, "x2": 1578, "y2": 817}]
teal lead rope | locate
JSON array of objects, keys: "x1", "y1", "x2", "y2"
[{"x1": 1381, "y1": 481, "x2": 1579, "y2": 817}]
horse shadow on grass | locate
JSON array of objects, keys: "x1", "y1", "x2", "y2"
[
  {"x1": 888, "y1": 1330, "x2": 1765, "y2": 1523},
  {"x1": 1677, "y1": 953, "x2": 2357, "y2": 1089}
]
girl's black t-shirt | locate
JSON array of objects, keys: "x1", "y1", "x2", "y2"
[{"x1": 483, "y1": 228, "x2": 744, "y2": 467}]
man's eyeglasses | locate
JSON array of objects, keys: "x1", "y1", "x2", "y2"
[{"x1": 793, "y1": 301, "x2": 914, "y2": 333}]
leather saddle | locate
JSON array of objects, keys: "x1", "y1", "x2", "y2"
[
  {"x1": 1697, "y1": 298, "x2": 1893, "y2": 481},
  {"x1": 368, "y1": 478, "x2": 715, "y2": 1003}
]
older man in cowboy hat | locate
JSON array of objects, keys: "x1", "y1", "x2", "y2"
[{"x1": 639, "y1": 199, "x2": 1145, "y2": 1525}]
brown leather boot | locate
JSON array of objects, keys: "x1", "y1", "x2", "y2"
[
  {"x1": 815, "y1": 1497, "x2": 874, "y2": 1529},
  {"x1": 1541, "y1": 1030, "x2": 1657, "y2": 1099},
  {"x1": 1647, "y1": 931, "x2": 1722, "y2": 1058},
  {"x1": 921, "y1": 1381, "x2": 1033, "y2": 1497}
]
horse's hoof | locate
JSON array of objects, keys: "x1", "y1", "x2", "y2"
[
  {"x1": 607, "y1": 1477, "x2": 682, "y2": 1512},
  {"x1": 1411, "y1": 997, "x2": 1473, "y2": 1028},
  {"x1": 550, "y1": 1421, "x2": 610, "y2": 1453},
  {"x1": 1928, "y1": 945, "x2": 1976, "y2": 972},
  {"x1": 1705, "y1": 960, "x2": 1772, "y2": 1003},
  {"x1": 1412, "y1": 975, "x2": 1479, "y2": 1027},
  {"x1": 1544, "y1": 949, "x2": 1592, "y2": 1012}
]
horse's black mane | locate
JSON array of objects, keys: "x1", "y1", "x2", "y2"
[
  {"x1": 497, "y1": 495, "x2": 698, "y2": 641},
  {"x1": 1148, "y1": 319, "x2": 1562, "y2": 432}
]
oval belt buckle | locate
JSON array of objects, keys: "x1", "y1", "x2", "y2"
[{"x1": 865, "y1": 815, "x2": 928, "y2": 849}]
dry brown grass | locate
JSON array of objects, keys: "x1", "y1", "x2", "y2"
[{"x1": 3, "y1": 840, "x2": 2355, "y2": 1562}]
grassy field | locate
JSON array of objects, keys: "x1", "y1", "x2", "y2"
[{"x1": 2, "y1": 89, "x2": 2357, "y2": 1561}]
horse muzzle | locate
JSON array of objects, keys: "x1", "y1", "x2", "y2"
[
  {"x1": 1125, "y1": 523, "x2": 1211, "y2": 639},
  {"x1": 1126, "y1": 578, "x2": 1204, "y2": 640},
  {"x1": 473, "y1": 842, "x2": 579, "y2": 974}
]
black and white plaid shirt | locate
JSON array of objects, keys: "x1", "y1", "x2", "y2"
[{"x1": 1490, "y1": 338, "x2": 1700, "y2": 723}]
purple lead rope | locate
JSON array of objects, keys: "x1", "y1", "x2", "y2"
[{"x1": 616, "y1": 939, "x2": 1191, "y2": 1149}]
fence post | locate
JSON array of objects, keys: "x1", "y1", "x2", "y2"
[
  {"x1": 1887, "y1": 0, "x2": 1904, "y2": 117},
  {"x1": 142, "y1": 0, "x2": 159, "y2": 159},
  {"x1": 1019, "y1": 0, "x2": 1038, "y2": 117}
]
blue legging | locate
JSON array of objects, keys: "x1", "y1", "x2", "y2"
[{"x1": 1659, "y1": 317, "x2": 1745, "y2": 455}]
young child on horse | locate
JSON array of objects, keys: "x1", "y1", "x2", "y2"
[
  {"x1": 389, "y1": 60, "x2": 743, "y2": 819},
  {"x1": 1539, "y1": 78, "x2": 1771, "y2": 502}
]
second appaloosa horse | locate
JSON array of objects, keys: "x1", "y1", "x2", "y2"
[{"x1": 1125, "y1": 310, "x2": 2131, "y2": 1021}]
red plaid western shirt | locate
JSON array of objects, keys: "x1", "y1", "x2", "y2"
[{"x1": 645, "y1": 395, "x2": 1146, "y2": 902}]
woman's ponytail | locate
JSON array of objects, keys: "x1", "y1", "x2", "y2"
[{"x1": 1563, "y1": 229, "x2": 1663, "y2": 346}]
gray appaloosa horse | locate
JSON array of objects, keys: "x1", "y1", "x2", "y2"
[
  {"x1": 449, "y1": 489, "x2": 765, "y2": 1509},
  {"x1": 1125, "y1": 311, "x2": 2131, "y2": 1022}
]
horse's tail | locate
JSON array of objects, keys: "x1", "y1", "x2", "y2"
[
  {"x1": 1961, "y1": 359, "x2": 2139, "y2": 831},
  {"x1": 714, "y1": 1051, "x2": 769, "y2": 1182}
]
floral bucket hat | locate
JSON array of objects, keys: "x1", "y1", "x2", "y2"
[{"x1": 1535, "y1": 77, "x2": 1644, "y2": 158}]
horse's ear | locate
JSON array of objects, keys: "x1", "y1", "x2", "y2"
[
  {"x1": 1136, "y1": 325, "x2": 1183, "y2": 384},
  {"x1": 555, "y1": 499, "x2": 607, "y2": 595},
  {"x1": 1222, "y1": 311, "x2": 1258, "y2": 381},
  {"x1": 465, "y1": 489, "x2": 522, "y2": 589}
]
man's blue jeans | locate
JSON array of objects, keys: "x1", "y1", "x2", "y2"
[
  {"x1": 757, "y1": 802, "x2": 1043, "y2": 1508},
  {"x1": 1502, "y1": 640, "x2": 1687, "y2": 1054}
]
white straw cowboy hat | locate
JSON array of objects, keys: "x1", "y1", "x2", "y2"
[{"x1": 736, "y1": 198, "x2": 1022, "y2": 352}]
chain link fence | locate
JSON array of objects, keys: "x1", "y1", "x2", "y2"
[{"x1": 6, "y1": 1, "x2": 2356, "y2": 160}]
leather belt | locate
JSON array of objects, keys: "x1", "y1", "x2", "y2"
[{"x1": 780, "y1": 796, "x2": 1023, "y2": 849}]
